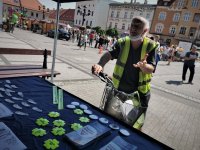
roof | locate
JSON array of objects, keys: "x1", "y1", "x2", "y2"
[
  {"x1": 60, "y1": 9, "x2": 75, "y2": 21},
  {"x1": 3, "y1": 0, "x2": 46, "y2": 12},
  {"x1": 49, "y1": 9, "x2": 75, "y2": 21}
]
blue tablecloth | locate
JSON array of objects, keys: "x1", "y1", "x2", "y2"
[{"x1": 0, "y1": 77, "x2": 172, "y2": 150}]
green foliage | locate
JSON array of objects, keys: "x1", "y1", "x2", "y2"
[
  {"x1": 106, "y1": 28, "x2": 119, "y2": 37},
  {"x1": 86, "y1": 26, "x2": 91, "y2": 29}
]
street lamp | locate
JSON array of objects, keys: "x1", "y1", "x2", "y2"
[
  {"x1": 77, "y1": 5, "x2": 91, "y2": 26},
  {"x1": 77, "y1": 5, "x2": 91, "y2": 46}
]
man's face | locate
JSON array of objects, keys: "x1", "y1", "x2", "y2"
[
  {"x1": 191, "y1": 47, "x2": 197, "y2": 52},
  {"x1": 130, "y1": 18, "x2": 145, "y2": 37}
]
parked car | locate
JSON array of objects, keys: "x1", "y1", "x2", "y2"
[{"x1": 47, "y1": 29, "x2": 71, "y2": 41}]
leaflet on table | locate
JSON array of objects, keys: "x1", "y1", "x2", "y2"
[
  {"x1": 0, "y1": 103, "x2": 13, "y2": 118},
  {"x1": 0, "y1": 122, "x2": 27, "y2": 150},
  {"x1": 65, "y1": 121, "x2": 111, "y2": 149},
  {"x1": 99, "y1": 136, "x2": 138, "y2": 150}
]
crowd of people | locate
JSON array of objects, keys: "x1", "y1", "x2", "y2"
[{"x1": 70, "y1": 29, "x2": 118, "y2": 51}]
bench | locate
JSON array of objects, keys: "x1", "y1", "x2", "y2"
[{"x1": 0, "y1": 48, "x2": 60, "y2": 79}]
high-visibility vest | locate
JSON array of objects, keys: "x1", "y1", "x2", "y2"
[{"x1": 112, "y1": 36, "x2": 158, "y2": 94}]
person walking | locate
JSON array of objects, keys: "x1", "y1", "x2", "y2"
[
  {"x1": 92, "y1": 16, "x2": 159, "y2": 130},
  {"x1": 182, "y1": 45, "x2": 199, "y2": 84}
]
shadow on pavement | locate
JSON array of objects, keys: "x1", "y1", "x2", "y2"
[{"x1": 165, "y1": 80, "x2": 182, "y2": 85}]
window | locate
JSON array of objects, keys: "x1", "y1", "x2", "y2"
[
  {"x1": 115, "y1": 23, "x2": 118, "y2": 28},
  {"x1": 146, "y1": 13, "x2": 150, "y2": 19},
  {"x1": 91, "y1": 11, "x2": 94, "y2": 16},
  {"x1": 31, "y1": 12, "x2": 34, "y2": 16},
  {"x1": 76, "y1": 20, "x2": 77, "y2": 24},
  {"x1": 177, "y1": 0, "x2": 185, "y2": 7},
  {"x1": 158, "y1": 12, "x2": 166, "y2": 20},
  {"x1": 116, "y1": 11, "x2": 120, "y2": 18},
  {"x1": 36, "y1": 13, "x2": 38, "y2": 18},
  {"x1": 173, "y1": 13, "x2": 180, "y2": 22},
  {"x1": 155, "y1": 23, "x2": 164, "y2": 33},
  {"x1": 130, "y1": 12, "x2": 134, "y2": 19},
  {"x1": 179, "y1": 27, "x2": 186, "y2": 34},
  {"x1": 124, "y1": 12, "x2": 128, "y2": 19},
  {"x1": 191, "y1": 0, "x2": 199, "y2": 8},
  {"x1": 109, "y1": 22, "x2": 112, "y2": 28},
  {"x1": 86, "y1": 20, "x2": 88, "y2": 26},
  {"x1": 183, "y1": 12, "x2": 191, "y2": 21},
  {"x1": 111, "y1": 11, "x2": 114, "y2": 18},
  {"x1": 90, "y1": 21, "x2": 92, "y2": 26},
  {"x1": 128, "y1": 24, "x2": 130, "y2": 30},
  {"x1": 77, "y1": 10, "x2": 79, "y2": 15},
  {"x1": 169, "y1": 26, "x2": 176, "y2": 34},
  {"x1": 189, "y1": 27, "x2": 196, "y2": 37},
  {"x1": 79, "y1": 20, "x2": 81, "y2": 25},
  {"x1": 122, "y1": 23, "x2": 125, "y2": 30},
  {"x1": 193, "y1": 13, "x2": 200, "y2": 22}
]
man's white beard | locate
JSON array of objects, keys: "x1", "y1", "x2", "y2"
[{"x1": 130, "y1": 34, "x2": 142, "y2": 41}]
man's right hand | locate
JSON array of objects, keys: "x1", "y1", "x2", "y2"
[{"x1": 92, "y1": 64, "x2": 103, "y2": 74}]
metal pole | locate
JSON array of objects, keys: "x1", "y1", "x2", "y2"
[{"x1": 51, "y1": 1, "x2": 60, "y2": 82}]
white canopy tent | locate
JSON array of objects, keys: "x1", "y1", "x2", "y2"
[{"x1": 51, "y1": 0, "x2": 92, "y2": 82}]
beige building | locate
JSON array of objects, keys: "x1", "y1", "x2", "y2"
[
  {"x1": 107, "y1": 1, "x2": 156, "y2": 35},
  {"x1": 150, "y1": 0, "x2": 200, "y2": 47}
]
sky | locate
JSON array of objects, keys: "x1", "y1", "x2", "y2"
[{"x1": 39, "y1": 0, "x2": 158, "y2": 9}]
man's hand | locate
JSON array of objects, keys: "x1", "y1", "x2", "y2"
[
  {"x1": 92, "y1": 64, "x2": 103, "y2": 74},
  {"x1": 133, "y1": 54, "x2": 154, "y2": 74}
]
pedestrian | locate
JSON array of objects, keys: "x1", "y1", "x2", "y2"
[
  {"x1": 182, "y1": 45, "x2": 199, "y2": 84},
  {"x1": 83, "y1": 33, "x2": 88, "y2": 51},
  {"x1": 92, "y1": 16, "x2": 159, "y2": 130},
  {"x1": 167, "y1": 45, "x2": 175, "y2": 65}
]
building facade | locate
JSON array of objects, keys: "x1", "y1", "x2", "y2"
[
  {"x1": 107, "y1": 1, "x2": 156, "y2": 34},
  {"x1": 74, "y1": 0, "x2": 114, "y2": 29},
  {"x1": 150, "y1": 0, "x2": 200, "y2": 46},
  {"x1": 2, "y1": 0, "x2": 49, "y2": 21}
]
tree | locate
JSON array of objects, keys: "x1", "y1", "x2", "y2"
[
  {"x1": 106, "y1": 28, "x2": 119, "y2": 37},
  {"x1": 92, "y1": 26, "x2": 101, "y2": 33}
]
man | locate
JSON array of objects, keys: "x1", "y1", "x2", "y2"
[
  {"x1": 182, "y1": 45, "x2": 199, "y2": 84},
  {"x1": 92, "y1": 16, "x2": 159, "y2": 130}
]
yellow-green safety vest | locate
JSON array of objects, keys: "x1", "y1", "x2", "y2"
[{"x1": 112, "y1": 36, "x2": 158, "y2": 94}]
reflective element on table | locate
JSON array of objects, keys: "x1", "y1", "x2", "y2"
[
  {"x1": 13, "y1": 104, "x2": 22, "y2": 110},
  {"x1": 6, "y1": 89, "x2": 15, "y2": 93},
  {"x1": 66, "y1": 104, "x2": 76, "y2": 109},
  {"x1": 11, "y1": 85, "x2": 18, "y2": 88},
  {"x1": 79, "y1": 104, "x2": 88, "y2": 110},
  {"x1": 12, "y1": 97, "x2": 23, "y2": 101},
  {"x1": 89, "y1": 114, "x2": 99, "y2": 120},
  {"x1": 21, "y1": 102, "x2": 31, "y2": 107},
  {"x1": 27, "y1": 99, "x2": 37, "y2": 104},
  {"x1": 84, "y1": 109, "x2": 92, "y2": 115},
  {"x1": 119, "y1": 129, "x2": 130, "y2": 136},
  {"x1": 5, "y1": 80, "x2": 11, "y2": 84},
  {"x1": 17, "y1": 92, "x2": 24, "y2": 97},
  {"x1": 32, "y1": 107, "x2": 42, "y2": 112},
  {"x1": 4, "y1": 84, "x2": 12, "y2": 89},
  {"x1": 109, "y1": 124, "x2": 119, "y2": 130},
  {"x1": 71, "y1": 101, "x2": 80, "y2": 106},
  {"x1": 0, "y1": 93, "x2": 3, "y2": 97},
  {"x1": 4, "y1": 99, "x2": 15, "y2": 104},
  {"x1": 5, "y1": 91, "x2": 12, "y2": 97},
  {"x1": 15, "y1": 111, "x2": 29, "y2": 116},
  {"x1": 0, "y1": 88, "x2": 6, "y2": 92},
  {"x1": 99, "y1": 118, "x2": 109, "y2": 124}
]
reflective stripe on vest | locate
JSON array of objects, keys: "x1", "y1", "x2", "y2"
[{"x1": 112, "y1": 36, "x2": 157, "y2": 94}]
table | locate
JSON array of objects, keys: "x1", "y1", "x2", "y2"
[{"x1": 0, "y1": 76, "x2": 172, "y2": 150}]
